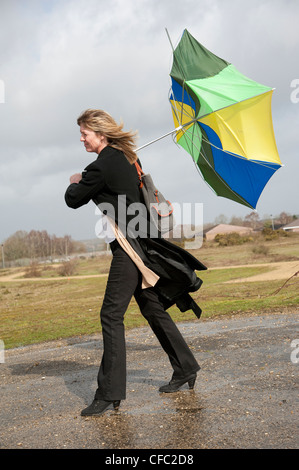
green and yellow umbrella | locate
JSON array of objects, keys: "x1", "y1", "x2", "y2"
[{"x1": 169, "y1": 29, "x2": 282, "y2": 209}]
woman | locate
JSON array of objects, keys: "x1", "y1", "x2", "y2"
[{"x1": 65, "y1": 109, "x2": 206, "y2": 417}]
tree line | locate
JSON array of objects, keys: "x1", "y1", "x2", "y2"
[
  {"x1": 211, "y1": 211, "x2": 298, "y2": 230},
  {"x1": 1, "y1": 230, "x2": 86, "y2": 263}
]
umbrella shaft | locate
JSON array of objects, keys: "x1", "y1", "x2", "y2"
[
  {"x1": 136, "y1": 128, "x2": 181, "y2": 152},
  {"x1": 136, "y1": 120, "x2": 196, "y2": 152}
]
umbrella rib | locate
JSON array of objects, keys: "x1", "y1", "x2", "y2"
[
  {"x1": 170, "y1": 90, "x2": 279, "y2": 169},
  {"x1": 170, "y1": 95, "x2": 280, "y2": 171},
  {"x1": 178, "y1": 121, "x2": 205, "y2": 160},
  {"x1": 179, "y1": 124, "x2": 251, "y2": 204},
  {"x1": 199, "y1": 133, "x2": 280, "y2": 169},
  {"x1": 166, "y1": 28, "x2": 189, "y2": 83},
  {"x1": 180, "y1": 83, "x2": 188, "y2": 124},
  {"x1": 208, "y1": 112, "x2": 247, "y2": 156},
  {"x1": 170, "y1": 93, "x2": 195, "y2": 125},
  {"x1": 196, "y1": 89, "x2": 273, "y2": 120},
  {"x1": 171, "y1": 111, "x2": 256, "y2": 207},
  {"x1": 167, "y1": 30, "x2": 281, "y2": 209},
  {"x1": 198, "y1": 141, "x2": 254, "y2": 207},
  {"x1": 178, "y1": 120, "x2": 279, "y2": 176}
]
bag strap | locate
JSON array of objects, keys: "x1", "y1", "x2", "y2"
[
  {"x1": 134, "y1": 161, "x2": 144, "y2": 188},
  {"x1": 152, "y1": 192, "x2": 174, "y2": 217}
]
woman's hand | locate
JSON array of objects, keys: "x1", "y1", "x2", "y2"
[{"x1": 70, "y1": 173, "x2": 82, "y2": 184}]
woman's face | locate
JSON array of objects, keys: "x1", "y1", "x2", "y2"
[{"x1": 80, "y1": 125, "x2": 108, "y2": 154}]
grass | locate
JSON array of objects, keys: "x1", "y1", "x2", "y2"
[
  {"x1": 197, "y1": 270, "x2": 299, "y2": 317},
  {"x1": 1, "y1": 233, "x2": 299, "y2": 349},
  {"x1": 0, "y1": 278, "x2": 107, "y2": 348},
  {"x1": 193, "y1": 231, "x2": 299, "y2": 267}
]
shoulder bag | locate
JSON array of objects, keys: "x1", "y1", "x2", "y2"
[{"x1": 135, "y1": 161, "x2": 175, "y2": 235}]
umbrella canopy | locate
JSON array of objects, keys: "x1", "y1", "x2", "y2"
[{"x1": 169, "y1": 29, "x2": 282, "y2": 209}]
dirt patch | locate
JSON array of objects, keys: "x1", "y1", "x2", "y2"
[
  {"x1": 0, "y1": 271, "x2": 108, "y2": 282},
  {"x1": 224, "y1": 261, "x2": 299, "y2": 283},
  {"x1": 1, "y1": 260, "x2": 299, "y2": 283}
]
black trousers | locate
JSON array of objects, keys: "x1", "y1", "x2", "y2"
[{"x1": 95, "y1": 240, "x2": 200, "y2": 401}]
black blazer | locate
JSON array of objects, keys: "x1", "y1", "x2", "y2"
[
  {"x1": 65, "y1": 146, "x2": 144, "y2": 235},
  {"x1": 65, "y1": 146, "x2": 140, "y2": 207},
  {"x1": 65, "y1": 146, "x2": 206, "y2": 318}
]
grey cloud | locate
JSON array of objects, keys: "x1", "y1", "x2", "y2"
[{"x1": 0, "y1": 0, "x2": 298, "y2": 242}]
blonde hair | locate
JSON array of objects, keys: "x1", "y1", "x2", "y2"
[{"x1": 77, "y1": 109, "x2": 138, "y2": 163}]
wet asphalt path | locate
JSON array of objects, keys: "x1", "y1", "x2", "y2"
[{"x1": 0, "y1": 312, "x2": 298, "y2": 450}]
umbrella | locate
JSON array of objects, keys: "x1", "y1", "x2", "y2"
[{"x1": 168, "y1": 29, "x2": 282, "y2": 209}]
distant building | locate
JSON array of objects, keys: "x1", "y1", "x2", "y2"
[
  {"x1": 282, "y1": 218, "x2": 299, "y2": 233},
  {"x1": 204, "y1": 224, "x2": 253, "y2": 241},
  {"x1": 163, "y1": 225, "x2": 203, "y2": 240}
]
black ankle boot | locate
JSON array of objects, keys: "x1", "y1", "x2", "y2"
[
  {"x1": 159, "y1": 373, "x2": 197, "y2": 393},
  {"x1": 81, "y1": 399, "x2": 121, "y2": 416}
]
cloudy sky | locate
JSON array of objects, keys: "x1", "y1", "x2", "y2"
[{"x1": 0, "y1": 0, "x2": 298, "y2": 242}]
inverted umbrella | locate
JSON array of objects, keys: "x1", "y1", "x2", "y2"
[{"x1": 168, "y1": 29, "x2": 282, "y2": 209}]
